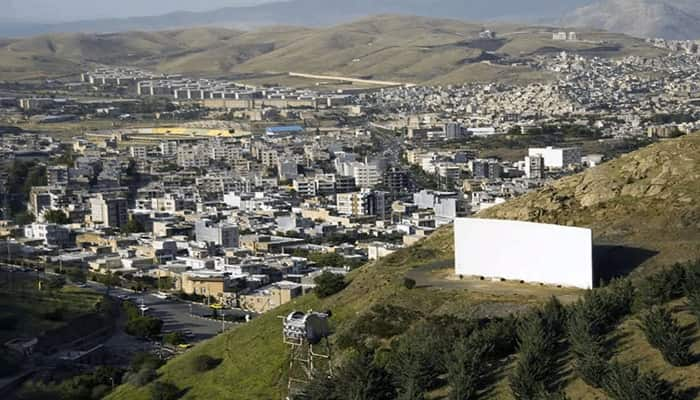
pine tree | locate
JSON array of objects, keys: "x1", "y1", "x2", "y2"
[
  {"x1": 510, "y1": 312, "x2": 560, "y2": 399},
  {"x1": 446, "y1": 335, "x2": 492, "y2": 400},
  {"x1": 639, "y1": 306, "x2": 693, "y2": 367},
  {"x1": 335, "y1": 351, "x2": 395, "y2": 400},
  {"x1": 567, "y1": 299, "x2": 612, "y2": 388},
  {"x1": 688, "y1": 291, "x2": 700, "y2": 320},
  {"x1": 387, "y1": 324, "x2": 441, "y2": 400},
  {"x1": 542, "y1": 296, "x2": 567, "y2": 338},
  {"x1": 602, "y1": 362, "x2": 679, "y2": 400}
]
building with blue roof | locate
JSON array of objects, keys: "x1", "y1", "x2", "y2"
[{"x1": 265, "y1": 125, "x2": 305, "y2": 137}]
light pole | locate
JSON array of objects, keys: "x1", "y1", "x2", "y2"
[{"x1": 221, "y1": 309, "x2": 225, "y2": 333}]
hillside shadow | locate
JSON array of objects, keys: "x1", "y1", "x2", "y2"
[{"x1": 592, "y1": 245, "x2": 658, "y2": 286}]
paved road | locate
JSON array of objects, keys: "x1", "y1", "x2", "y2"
[
  {"x1": 87, "y1": 283, "x2": 248, "y2": 342},
  {"x1": 288, "y1": 72, "x2": 412, "y2": 87}
]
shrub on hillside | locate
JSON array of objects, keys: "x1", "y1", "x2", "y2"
[
  {"x1": 17, "y1": 381, "x2": 61, "y2": 400},
  {"x1": 634, "y1": 264, "x2": 686, "y2": 311},
  {"x1": 150, "y1": 381, "x2": 181, "y2": 400},
  {"x1": 126, "y1": 367, "x2": 157, "y2": 387},
  {"x1": 125, "y1": 316, "x2": 163, "y2": 339},
  {"x1": 336, "y1": 304, "x2": 421, "y2": 350},
  {"x1": 300, "y1": 350, "x2": 395, "y2": 400},
  {"x1": 639, "y1": 306, "x2": 693, "y2": 367},
  {"x1": 387, "y1": 324, "x2": 443, "y2": 398},
  {"x1": 403, "y1": 278, "x2": 416, "y2": 289},
  {"x1": 189, "y1": 355, "x2": 221, "y2": 373},
  {"x1": 130, "y1": 352, "x2": 164, "y2": 371},
  {"x1": 163, "y1": 332, "x2": 185, "y2": 346},
  {"x1": 479, "y1": 316, "x2": 519, "y2": 359},
  {"x1": 42, "y1": 307, "x2": 65, "y2": 321},
  {"x1": 688, "y1": 291, "x2": 700, "y2": 320},
  {"x1": 602, "y1": 362, "x2": 679, "y2": 400},
  {"x1": 566, "y1": 282, "x2": 633, "y2": 388},
  {"x1": 313, "y1": 271, "x2": 346, "y2": 298}
]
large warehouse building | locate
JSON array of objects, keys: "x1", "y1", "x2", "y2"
[{"x1": 454, "y1": 218, "x2": 593, "y2": 289}]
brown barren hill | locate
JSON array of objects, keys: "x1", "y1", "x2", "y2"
[{"x1": 479, "y1": 133, "x2": 700, "y2": 276}]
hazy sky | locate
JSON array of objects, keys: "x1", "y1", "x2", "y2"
[{"x1": 5, "y1": 0, "x2": 277, "y2": 22}]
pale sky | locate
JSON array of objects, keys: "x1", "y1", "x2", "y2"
[{"x1": 4, "y1": 0, "x2": 277, "y2": 22}]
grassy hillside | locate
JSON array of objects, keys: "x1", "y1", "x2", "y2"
[
  {"x1": 0, "y1": 15, "x2": 667, "y2": 84},
  {"x1": 107, "y1": 133, "x2": 700, "y2": 400}
]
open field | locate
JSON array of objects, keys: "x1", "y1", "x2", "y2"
[{"x1": 0, "y1": 269, "x2": 103, "y2": 343}]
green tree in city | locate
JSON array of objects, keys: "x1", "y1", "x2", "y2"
[
  {"x1": 122, "y1": 218, "x2": 146, "y2": 234},
  {"x1": 125, "y1": 316, "x2": 163, "y2": 339},
  {"x1": 44, "y1": 209, "x2": 71, "y2": 224},
  {"x1": 307, "y1": 252, "x2": 345, "y2": 268}
]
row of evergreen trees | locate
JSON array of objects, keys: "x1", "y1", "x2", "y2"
[
  {"x1": 636, "y1": 262, "x2": 700, "y2": 367},
  {"x1": 509, "y1": 298, "x2": 567, "y2": 400},
  {"x1": 297, "y1": 261, "x2": 700, "y2": 400},
  {"x1": 298, "y1": 315, "x2": 519, "y2": 400}
]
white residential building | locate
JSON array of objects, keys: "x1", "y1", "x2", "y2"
[{"x1": 528, "y1": 146, "x2": 582, "y2": 168}]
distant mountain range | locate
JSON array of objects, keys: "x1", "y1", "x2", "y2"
[
  {"x1": 0, "y1": 0, "x2": 589, "y2": 37},
  {"x1": 0, "y1": 15, "x2": 663, "y2": 83},
  {"x1": 562, "y1": 0, "x2": 700, "y2": 40},
  {"x1": 1, "y1": 0, "x2": 698, "y2": 40}
]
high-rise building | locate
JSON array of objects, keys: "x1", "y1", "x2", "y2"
[
  {"x1": 177, "y1": 144, "x2": 210, "y2": 168},
  {"x1": 383, "y1": 167, "x2": 412, "y2": 193},
  {"x1": 277, "y1": 159, "x2": 300, "y2": 180},
  {"x1": 336, "y1": 191, "x2": 369, "y2": 216},
  {"x1": 471, "y1": 160, "x2": 502, "y2": 180},
  {"x1": 351, "y1": 162, "x2": 383, "y2": 189},
  {"x1": 90, "y1": 194, "x2": 128, "y2": 228},
  {"x1": 528, "y1": 146, "x2": 582, "y2": 168},
  {"x1": 444, "y1": 122, "x2": 466, "y2": 139},
  {"x1": 336, "y1": 190, "x2": 392, "y2": 220},
  {"x1": 160, "y1": 141, "x2": 178, "y2": 157},
  {"x1": 129, "y1": 146, "x2": 147, "y2": 159},
  {"x1": 524, "y1": 155, "x2": 546, "y2": 179},
  {"x1": 195, "y1": 219, "x2": 240, "y2": 248},
  {"x1": 47, "y1": 166, "x2": 69, "y2": 186},
  {"x1": 487, "y1": 163, "x2": 503, "y2": 180}
]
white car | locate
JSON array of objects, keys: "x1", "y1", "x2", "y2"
[{"x1": 152, "y1": 292, "x2": 171, "y2": 300}]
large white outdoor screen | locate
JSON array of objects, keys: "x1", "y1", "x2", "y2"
[{"x1": 454, "y1": 218, "x2": 593, "y2": 289}]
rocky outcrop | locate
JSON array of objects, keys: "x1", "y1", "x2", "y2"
[{"x1": 480, "y1": 133, "x2": 700, "y2": 271}]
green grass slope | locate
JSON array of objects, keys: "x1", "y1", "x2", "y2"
[{"x1": 106, "y1": 228, "x2": 453, "y2": 400}]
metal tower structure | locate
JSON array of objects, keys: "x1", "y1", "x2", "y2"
[{"x1": 282, "y1": 310, "x2": 333, "y2": 398}]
